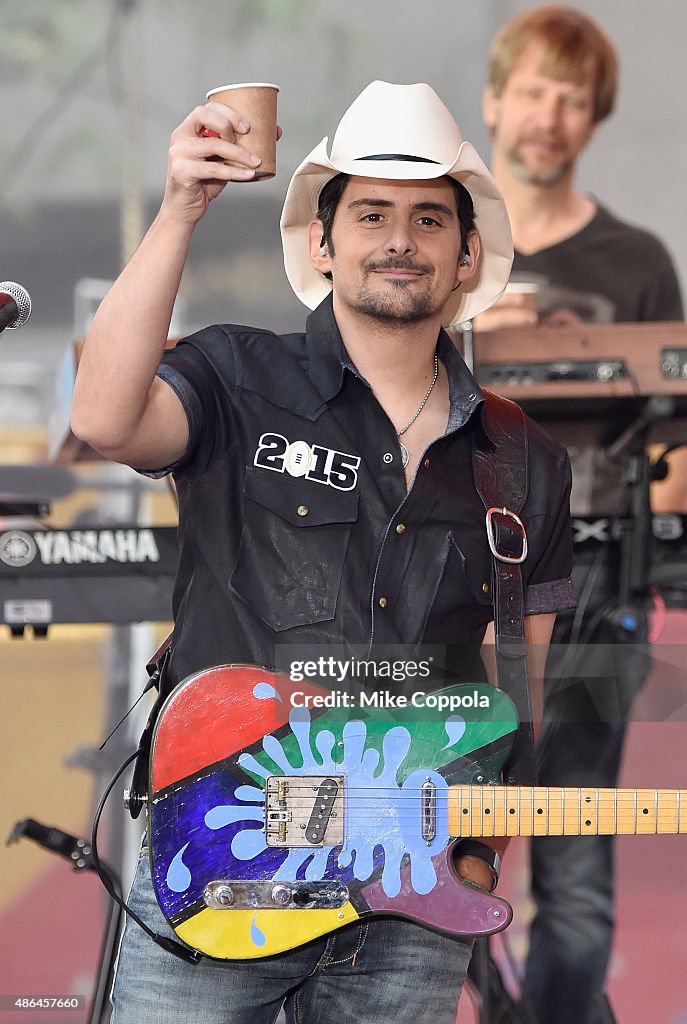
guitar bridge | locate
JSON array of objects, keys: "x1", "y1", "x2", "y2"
[{"x1": 265, "y1": 775, "x2": 344, "y2": 847}]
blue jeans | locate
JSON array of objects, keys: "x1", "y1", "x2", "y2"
[{"x1": 111, "y1": 849, "x2": 474, "y2": 1024}]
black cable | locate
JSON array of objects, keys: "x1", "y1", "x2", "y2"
[
  {"x1": 90, "y1": 748, "x2": 202, "y2": 965},
  {"x1": 98, "y1": 676, "x2": 158, "y2": 751}
]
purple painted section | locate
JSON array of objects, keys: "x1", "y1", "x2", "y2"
[{"x1": 361, "y1": 843, "x2": 512, "y2": 937}]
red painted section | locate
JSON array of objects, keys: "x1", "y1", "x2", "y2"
[{"x1": 151, "y1": 665, "x2": 329, "y2": 792}]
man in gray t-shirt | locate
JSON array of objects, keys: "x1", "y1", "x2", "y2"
[{"x1": 475, "y1": 7, "x2": 683, "y2": 1024}]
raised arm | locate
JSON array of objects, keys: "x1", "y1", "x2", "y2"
[{"x1": 71, "y1": 101, "x2": 266, "y2": 470}]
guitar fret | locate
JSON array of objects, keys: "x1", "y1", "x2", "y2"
[
  {"x1": 658, "y1": 790, "x2": 678, "y2": 833},
  {"x1": 637, "y1": 789, "x2": 656, "y2": 833},
  {"x1": 484, "y1": 785, "x2": 495, "y2": 837},
  {"x1": 546, "y1": 787, "x2": 550, "y2": 835},
  {"x1": 563, "y1": 786, "x2": 576, "y2": 834},
  {"x1": 517, "y1": 785, "x2": 533, "y2": 835},
  {"x1": 598, "y1": 790, "x2": 614, "y2": 834},
  {"x1": 614, "y1": 786, "x2": 622, "y2": 835},
  {"x1": 550, "y1": 787, "x2": 564, "y2": 835},
  {"x1": 617, "y1": 790, "x2": 637, "y2": 834},
  {"x1": 533, "y1": 787, "x2": 547, "y2": 836},
  {"x1": 472, "y1": 785, "x2": 480, "y2": 837},
  {"x1": 481, "y1": 778, "x2": 487, "y2": 835},
  {"x1": 463, "y1": 785, "x2": 472, "y2": 837},
  {"x1": 494, "y1": 786, "x2": 506, "y2": 836}
]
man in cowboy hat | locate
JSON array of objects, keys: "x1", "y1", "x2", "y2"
[{"x1": 72, "y1": 81, "x2": 575, "y2": 1023}]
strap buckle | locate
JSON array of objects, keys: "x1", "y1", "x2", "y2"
[{"x1": 485, "y1": 507, "x2": 528, "y2": 564}]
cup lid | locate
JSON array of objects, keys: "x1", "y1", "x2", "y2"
[{"x1": 206, "y1": 83, "x2": 279, "y2": 98}]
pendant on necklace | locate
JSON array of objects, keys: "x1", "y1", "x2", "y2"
[{"x1": 399, "y1": 441, "x2": 410, "y2": 468}]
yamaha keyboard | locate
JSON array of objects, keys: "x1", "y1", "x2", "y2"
[{"x1": 0, "y1": 525, "x2": 177, "y2": 632}]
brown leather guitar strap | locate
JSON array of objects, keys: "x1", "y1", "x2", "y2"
[{"x1": 472, "y1": 390, "x2": 538, "y2": 786}]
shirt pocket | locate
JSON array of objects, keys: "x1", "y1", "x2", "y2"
[
  {"x1": 419, "y1": 530, "x2": 494, "y2": 645},
  {"x1": 448, "y1": 531, "x2": 493, "y2": 603},
  {"x1": 230, "y1": 466, "x2": 359, "y2": 631}
]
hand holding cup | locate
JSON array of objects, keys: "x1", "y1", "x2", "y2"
[
  {"x1": 204, "y1": 83, "x2": 279, "y2": 180},
  {"x1": 162, "y1": 85, "x2": 280, "y2": 225}
]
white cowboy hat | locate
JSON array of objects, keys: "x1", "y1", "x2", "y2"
[{"x1": 280, "y1": 80, "x2": 513, "y2": 326}]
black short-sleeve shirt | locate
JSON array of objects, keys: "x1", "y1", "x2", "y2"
[{"x1": 149, "y1": 296, "x2": 575, "y2": 694}]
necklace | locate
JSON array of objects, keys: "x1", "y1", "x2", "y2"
[{"x1": 397, "y1": 352, "x2": 439, "y2": 468}]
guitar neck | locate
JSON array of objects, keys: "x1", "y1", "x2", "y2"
[{"x1": 447, "y1": 786, "x2": 687, "y2": 837}]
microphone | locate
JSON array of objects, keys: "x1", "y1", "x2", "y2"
[
  {"x1": 6, "y1": 817, "x2": 94, "y2": 869},
  {"x1": 0, "y1": 281, "x2": 32, "y2": 332}
]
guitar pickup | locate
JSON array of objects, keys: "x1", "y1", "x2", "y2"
[
  {"x1": 421, "y1": 779, "x2": 437, "y2": 843},
  {"x1": 265, "y1": 775, "x2": 344, "y2": 848}
]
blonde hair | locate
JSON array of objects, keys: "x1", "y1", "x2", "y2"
[{"x1": 488, "y1": 5, "x2": 618, "y2": 123}]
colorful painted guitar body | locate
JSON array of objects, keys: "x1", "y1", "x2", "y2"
[{"x1": 148, "y1": 665, "x2": 517, "y2": 959}]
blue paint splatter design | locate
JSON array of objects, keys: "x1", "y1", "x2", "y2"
[
  {"x1": 253, "y1": 682, "x2": 283, "y2": 702},
  {"x1": 166, "y1": 842, "x2": 192, "y2": 892},
  {"x1": 170, "y1": 709, "x2": 450, "y2": 903},
  {"x1": 442, "y1": 715, "x2": 466, "y2": 749}
]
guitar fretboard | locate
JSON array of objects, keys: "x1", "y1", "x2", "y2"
[{"x1": 447, "y1": 786, "x2": 687, "y2": 836}]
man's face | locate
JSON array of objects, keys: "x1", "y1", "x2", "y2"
[
  {"x1": 311, "y1": 176, "x2": 477, "y2": 325},
  {"x1": 484, "y1": 41, "x2": 597, "y2": 186}
]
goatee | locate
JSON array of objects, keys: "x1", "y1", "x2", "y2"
[
  {"x1": 351, "y1": 257, "x2": 440, "y2": 323},
  {"x1": 508, "y1": 146, "x2": 571, "y2": 187},
  {"x1": 351, "y1": 286, "x2": 436, "y2": 324}
]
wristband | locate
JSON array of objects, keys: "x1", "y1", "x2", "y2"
[{"x1": 456, "y1": 840, "x2": 501, "y2": 891}]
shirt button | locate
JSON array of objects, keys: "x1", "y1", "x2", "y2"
[
  {"x1": 297, "y1": 505, "x2": 309, "y2": 517},
  {"x1": 383, "y1": 452, "x2": 394, "y2": 464},
  {"x1": 395, "y1": 523, "x2": 406, "y2": 535},
  {"x1": 482, "y1": 582, "x2": 490, "y2": 594},
  {"x1": 423, "y1": 458, "x2": 430, "y2": 470},
  {"x1": 378, "y1": 596, "x2": 388, "y2": 608}
]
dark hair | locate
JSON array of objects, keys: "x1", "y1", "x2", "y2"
[{"x1": 316, "y1": 172, "x2": 476, "y2": 272}]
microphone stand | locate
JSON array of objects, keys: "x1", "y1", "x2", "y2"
[{"x1": 6, "y1": 819, "x2": 122, "y2": 1024}]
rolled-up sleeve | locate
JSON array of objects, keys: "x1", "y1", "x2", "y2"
[
  {"x1": 523, "y1": 435, "x2": 577, "y2": 615},
  {"x1": 136, "y1": 326, "x2": 232, "y2": 477}
]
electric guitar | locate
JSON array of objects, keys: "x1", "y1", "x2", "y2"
[{"x1": 148, "y1": 665, "x2": 686, "y2": 960}]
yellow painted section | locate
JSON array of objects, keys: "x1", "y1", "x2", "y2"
[{"x1": 175, "y1": 902, "x2": 361, "y2": 959}]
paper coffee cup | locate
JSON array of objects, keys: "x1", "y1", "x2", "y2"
[
  {"x1": 205, "y1": 82, "x2": 279, "y2": 180},
  {"x1": 505, "y1": 281, "x2": 539, "y2": 312}
]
